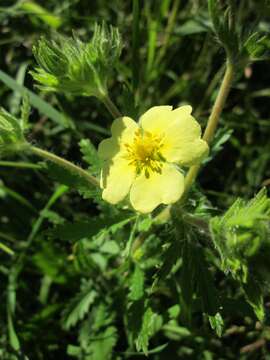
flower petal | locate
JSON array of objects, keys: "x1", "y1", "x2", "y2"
[
  {"x1": 98, "y1": 116, "x2": 138, "y2": 161},
  {"x1": 111, "y1": 116, "x2": 138, "y2": 143},
  {"x1": 139, "y1": 106, "x2": 173, "y2": 134},
  {"x1": 160, "y1": 109, "x2": 209, "y2": 166},
  {"x1": 98, "y1": 138, "x2": 119, "y2": 160},
  {"x1": 101, "y1": 157, "x2": 136, "y2": 204},
  {"x1": 130, "y1": 163, "x2": 184, "y2": 213}
]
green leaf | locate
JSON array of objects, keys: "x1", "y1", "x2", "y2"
[
  {"x1": 7, "y1": 310, "x2": 20, "y2": 351},
  {"x1": 33, "y1": 242, "x2": 68, "y2": 284},
  {"x1": 50, "y1": 214, "x2": 133, "y2": 242},
  {"x1": 62, "y1": 281, "x2": 97, "y2": 330},
  {"x1": 210, "y1": 188, "x2": 270, "y2": 279},
  {"x1": 46, "y1": 162, "x2": 99, "y2": 199},
  {"x1": 0, "y1": 107, "x2": 28, "y2": 156},
  {"x1": 86, "y1": 326, "x2": 118, "y2": 360},
  {"x1": 180, "y1": 242, "x2": 219, "y2": 317},
  {"x1": 79, "y1": 138, "x2": 101, "y2": 175},
  {"x1": 243, "y1": 32, "x2": 270, "y2": 62},
  {"x1": 243, "y1": 275, "x2": 264, "y2": 321},
  {"x1": 19, "y1": 1, "x2": 62, "y2": 29},
  {"x1": 136, "y1": 307, "x2": 162, "y2": 355},
  {"x1": 196, "y1": 250, "x2": 219, "y2": 316},
  {"x1": 153, "y1": 238, "x2": 180, "y2": 287},
  {"x1": 208, "y1": 312, "x2": 224, "y2": 337},
  {"x1": 176, "y1": 18, "x2": 209, "y2": 36},
  {"x1": 129, "y1": 265, "x2": 145, "y2": 301},
  {"x1": 0, "y1": 69, "x2": 72, "y2": 129}
]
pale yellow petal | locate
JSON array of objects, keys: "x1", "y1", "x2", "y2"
[
  {"x1": 98, "y1": 138, "x2": 119, "y2": 160},
  {"x1": 111, "y1": 116, "x2": 138, "y2": 143},
  {"x1": 101, "y1": 157, "x2": 136, "y2": 204},
  {"x1": 98, "y1": 117, "x2": 138, "y2": 161},
  {"x1": 139, "y1": 106, "x2": 173, "y2": 135},
  {"x1": 130, "y1": 163, "x2": 184, "y2": 213},
  {"x1": 161, "y1": 112, "x2": 209, "y2": 166}
]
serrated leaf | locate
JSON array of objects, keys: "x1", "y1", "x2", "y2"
[
  {"x1": 86, "y1": 326, "x2": 118, "y2": 360},
  {"x1": 46, "y1": 162, "x2": 99, "y2": 199},
  {"x1": 33, "y1": 243, "x2": 68, "y2": 284},
  {"x1": 62, "y1": 282, "x2": 97, "y2": 330},
  {"x1": 243, "y1": 275, "x2": 264, "y2": 321},
  {"x1": 49, "y1": 214, "x2": 133, "y2": 242},
  {"x1": 196, "y1": 250, "x2": 219, "y2": 316},
  {"x1": 210, "y1": 188, "x2": 270, "y2": 278},
  {"x1": 136, "y1": 307, "x2": 162, "y2": 355},
  {"x1": 79, "y1": 138, "x2": 101, "y2": 175},
  {"x1": 153, "y1": 239, "x2": 180, "y2": 287},
  {"x1": 180, "y1": 241, "x2": 219, "y2": 317},
  {"x1": 129, "y1": 265, "x2": 144, "y2": 301}
]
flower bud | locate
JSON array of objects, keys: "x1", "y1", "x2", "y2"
[{"x1": 30, "y1": 23, "x2": 122, "y2": 98}]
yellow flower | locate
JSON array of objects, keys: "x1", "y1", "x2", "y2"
[{"x1": 98, "y1": 105, "x2": 208, "y2": 213}]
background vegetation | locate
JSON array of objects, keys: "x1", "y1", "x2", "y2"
[{"x1": 1, "y1": 0, "x2": 270, "y2": 359}]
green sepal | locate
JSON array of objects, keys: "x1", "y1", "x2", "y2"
[{"x1": 30, "y1": 23, "x2": 122, "y2": 98}]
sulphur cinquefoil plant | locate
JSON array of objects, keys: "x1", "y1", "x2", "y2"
[{"x1": 1, "y1": 0, "x2": 270, "y2": 359}]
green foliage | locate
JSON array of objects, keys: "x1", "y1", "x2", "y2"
[
  {"x1": 210, "y1": 188, "x2": 270, "y2": 319},
  {"x1": 136, "y1": 307, "x2": 162, "y2": 355},
  {"x1": 62, "y1": 280, "x2": 97, "y2": 330},
  {"x1": 0, "y1": 69, "x2": 72, "y2": 129},
  {"x1": 208, "y1": 0, "x2": 270, "y2": 64},
  {"x1": 210, "y1": 188, "x2": 270, "y2": 277},
  {"x1": 0, "y1": 107, "x2": 27, "y2": 156},
  {"x1": 31, "y1": 23, "x2": 122, "y2": 98},
  {"x1": 79, "y1": 138, "x2": 102, "y2": 176},
  {"x1": 128, "y1": 264, "x2": 145, "y2": 301},
  {"x1": 1, "y1": 0, "x2": 270, "y2": 359}
]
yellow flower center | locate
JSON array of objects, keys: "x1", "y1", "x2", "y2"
[{"x1": 124, "y1": 129, "x2": 164, "y2": 178}]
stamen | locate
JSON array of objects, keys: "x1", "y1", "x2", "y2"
[{"x1": 123, "y1": 127, "x2": 165, "y2": 178}]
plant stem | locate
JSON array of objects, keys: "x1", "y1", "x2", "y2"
[
  {"x1": 184, "y1": 60, "x2": 234, "y2": 195},
  {"x1": 101, "y1": 94, "x2": 122, "y2": 118},
  {"x1": 156, "y1": 0, "x2": 180, "y2": 65},
  {"x1": 0, "y1": 160, "x2": 42, "y2": 169},
  {"x1": 0, "y1": 242, "x2": 14, "y2": 256},
  {"x1": 30, "y1": 146, "x2": 99, "y2": 187}
]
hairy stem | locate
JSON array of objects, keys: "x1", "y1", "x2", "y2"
[
  {"x1": 101, "y1": 94, "x2": 122, "y2": 118},
  {"x1": 30, "y1": 146, "x2": 99, "y2": 187},
  {"x1": 184, "y1": 61, "x2": 234, "y2": 195}
]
